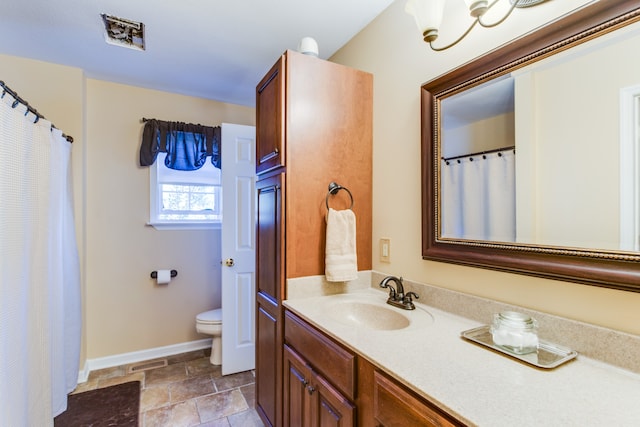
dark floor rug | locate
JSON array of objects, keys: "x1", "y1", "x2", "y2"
[{"x1": 54, "y1": 381, "x2": 140, "y2": 427}]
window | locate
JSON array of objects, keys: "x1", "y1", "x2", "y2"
[{"x1": 149, "y1": 152, "x2": 221, "y2": 229}]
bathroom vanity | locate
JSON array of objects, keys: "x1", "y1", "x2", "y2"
[
  {"x1": 283, "y1": 307, "x2": 462, "y2": 426},
  {"x1": 283, "y1": 284, "x2": 640, "y2": 426}
]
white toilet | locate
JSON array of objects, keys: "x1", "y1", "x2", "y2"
[{"x1": 195, "y1": 309, "x2": 222, "y2": 365}]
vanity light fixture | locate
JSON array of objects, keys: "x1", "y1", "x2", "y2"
[{"x1": 405, "y1": 0, "x2": 548, "y2": 51}]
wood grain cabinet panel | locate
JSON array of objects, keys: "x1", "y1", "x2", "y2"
[
  {"x1": 256, "y1": 302, "x2": 278, "y2": 425},
  {"x1": 283, "y1": 344, "x2": 311, "y2": 427},
  {"x1": 256, "y1": 174, "x2": 284, "y2": 302},
  {"x1": 311, "y1": 372, "x2": 355, "y2": 427},
  {"x1": 284, "y1": 344, "x2": 355, "y2": 427},
  {"x1": 284, "y1": 311, "x2": 355, "y2": 400},
  {"x1": 255, "y1": 173, "x2": 284, "y2": 426},
  {"x1": 373, "y1": 371, "x2": 463, "y2": 427},
  {"x1": 256, "y1": 56, "x2": 285, "y2": 175},
  {"x1": 284, "y1": 52, "x2": 373, "y2": 278}
]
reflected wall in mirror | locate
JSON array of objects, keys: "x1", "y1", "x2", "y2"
[{"x1": 422, "y1": 1, "x2": 640, "y2": 292}]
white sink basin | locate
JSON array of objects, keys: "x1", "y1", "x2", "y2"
[
  {"x1": 328, "y1": 301, "x2": 411, "y2": 330},
  {"x1": 320, "y1": 291, "x2": 434, "y2": 331}
]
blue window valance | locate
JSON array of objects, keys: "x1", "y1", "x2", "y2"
[{"x1": 139, "y1": 119, "x2": 221, "y2": 170}]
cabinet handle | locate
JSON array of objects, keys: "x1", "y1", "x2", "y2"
[
  {"x1": 260, "y1": 148, "x2": 279, "y2": 163},
  {"x1": 306, "y1": 385, "x2": 316, "y2": 395},
  {"x1": 260, "y1": 184, "x2": 280, "y2": 194}
]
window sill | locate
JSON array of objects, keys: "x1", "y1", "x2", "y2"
[{"x1": 147, "y1": 221, "x2": 221, "y2": 231}]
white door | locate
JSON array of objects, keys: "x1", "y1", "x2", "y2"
[
  {"x1": 620, "y1": 85, "x2": 640, "y2": 251},
  {"x1": 221, "y1": 123, "x2": 256, "y2": 375}
]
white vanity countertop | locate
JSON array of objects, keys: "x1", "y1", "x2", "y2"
[{"x1": 283, "y1": 288, "x2": 640, "y2": 427}]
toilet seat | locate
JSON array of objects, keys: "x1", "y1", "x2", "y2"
[{"x1": 196, "y1": 309, "x2": 221, "y2": 325}]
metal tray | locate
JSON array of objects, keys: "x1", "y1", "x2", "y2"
[{"x1": 461, "y1": 325, "x2": 578, "y2": 369}]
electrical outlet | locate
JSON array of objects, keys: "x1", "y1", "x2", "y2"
[{"x1": 379, "y1": 238, "x2": 390, "y2": 263}]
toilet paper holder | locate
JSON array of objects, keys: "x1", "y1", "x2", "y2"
[{"x1": 150, "y1": 270, "x2": 178, "y2": 279}]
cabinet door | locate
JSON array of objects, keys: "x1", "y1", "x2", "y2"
[
  {"x1": 310, "y1": 372, "x2": 355, "y2": 427},
  {"x1": 256, "y1": 173, "x2": 284, "y2": 303},
  {"x1": 284, "y1": 345, "x2": 355, "y2": 427},
  {"x1": 256, "y1": 298, "x2": 279, "y2": 426},
  {"x1": 256, "y1": 173, "x2": 285, "y2": 427},
  {"x1": 373, "y1": 371, "x2": 462, "y2": 427},
  {"x1": 284, "y1": 345, "x2": 312, "y2": 427},
  {"x1": 256, "y1": 55, "x2": 285, "y2": 175}
]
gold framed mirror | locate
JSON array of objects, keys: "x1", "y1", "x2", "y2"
[{"x1": 422, "y1": 1, "x2": 640, "y2": 292}]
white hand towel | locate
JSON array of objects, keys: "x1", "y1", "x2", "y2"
[{"x1": 325, "y1": 208, "x2": 358, "y2": 282}]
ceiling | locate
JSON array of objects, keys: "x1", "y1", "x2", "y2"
[
  {"x1": 442, "y1": 75, "x2": 515, "y2": 129},
  {"x1": 0, "y1": 0, "x2": 394, "y2": 107}
]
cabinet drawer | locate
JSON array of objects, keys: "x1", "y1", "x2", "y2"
[
  {"x1": 284, "y1": 310, "x2": 356, "y2": 399},
  {"x1": 374, "y1": 370, "x2": 463, "y2": 427}
]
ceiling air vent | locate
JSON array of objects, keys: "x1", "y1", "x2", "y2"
[{"x1": 101, "y1": 13, "x2": 145, "y2": 51}]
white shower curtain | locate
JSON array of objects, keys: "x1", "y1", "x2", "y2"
[
  {"x1": 441, "y1": 150, "x2": 515, "y2": 242},
  {"x1": 0, "y1": 93, "x2": 81, "y2": 425}
]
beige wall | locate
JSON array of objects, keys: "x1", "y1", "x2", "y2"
[
  {"x1": 1, "y1": 53, "x2": 255, "y2": 363},
  {"x1": 85, "y1": 80, "x2": 254, "y2": 358},
  {"x1": 514, "y1": 26, "x2": 640, "y2": 250},
  {"x1": 443, "y1": 112, "x2": 514, "y2": 158},
  {"x1": 331, "y1": 0, "x2": 640, "y2": 335}
]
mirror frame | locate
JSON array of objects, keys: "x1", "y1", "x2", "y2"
[{"x1": 422, "y1": 0, "x2": 640, "y2": 293}]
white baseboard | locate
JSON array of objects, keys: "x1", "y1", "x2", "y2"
[{"x1": 77, "y1": 338, "x2": 212, "y2": 383}]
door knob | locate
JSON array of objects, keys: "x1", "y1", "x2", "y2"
[{"x1": 224, "y1": 258, "x2": 235, "y2": 267}]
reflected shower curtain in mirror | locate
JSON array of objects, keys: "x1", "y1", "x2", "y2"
[
  {"x1": 441, "y1": 150, "x2": 515, "y2": 242},
  {"x1": 0, "y1": 94, "x2": 81, "y2": 425}
]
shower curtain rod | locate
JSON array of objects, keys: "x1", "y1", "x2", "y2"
[
  {"x1": 442, "y1": 145, "x2": 514, "y2": 163},
  {"x1": 0, "y1": 80, "x2": 73, "y2": 143}
]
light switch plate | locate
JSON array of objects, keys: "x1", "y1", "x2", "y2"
[{"x1": 379, "y1": 238, "x2": 390, "y2": 263}]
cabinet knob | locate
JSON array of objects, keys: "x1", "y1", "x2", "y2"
[{"x1": 306, "y1": 385, "x2": 316, "y2": 395}]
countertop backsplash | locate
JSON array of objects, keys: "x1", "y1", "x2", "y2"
[{"x1": 287, "y1": 271, "x2": 640, "y2": 374}]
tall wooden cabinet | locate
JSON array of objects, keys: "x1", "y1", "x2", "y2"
[
  {"x1": 256, "y1": 173, "x2": 284, "y2": 426},
  {"x1": 255, "y1": 50, "x2": 373, "y2": 427}
]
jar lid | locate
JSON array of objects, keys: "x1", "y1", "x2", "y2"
[{"x1": 497, "y1": 311, "x2": 536, "y2": 328}]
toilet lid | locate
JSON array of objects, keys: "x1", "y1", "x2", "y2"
[{"x1": 196, "y1": 309, "x2": 222, "y2": 324}]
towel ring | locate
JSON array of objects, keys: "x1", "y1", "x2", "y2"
[{"x1": 325, "y1": 182, "x2": 354, "y2": 210}]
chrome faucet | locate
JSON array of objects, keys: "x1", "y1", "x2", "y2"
[{"x1": 379, "y1": 276, "x2": 419, "y2": 310}]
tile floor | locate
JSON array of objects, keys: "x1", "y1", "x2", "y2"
[{"x1": 73, "y1": 349, "x2": 264, "y2": 427}]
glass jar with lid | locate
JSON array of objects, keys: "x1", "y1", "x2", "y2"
[{"x1": 490, "y1": 311, "x2": 539, "y2": 354}]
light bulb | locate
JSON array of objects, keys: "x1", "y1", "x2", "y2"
[
  {"x1": 405, "y1": 0, "x2": 445, "y2": 43},
  {"x1": 464, "y1": 0, "x2": 489, "y2": 17}
]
